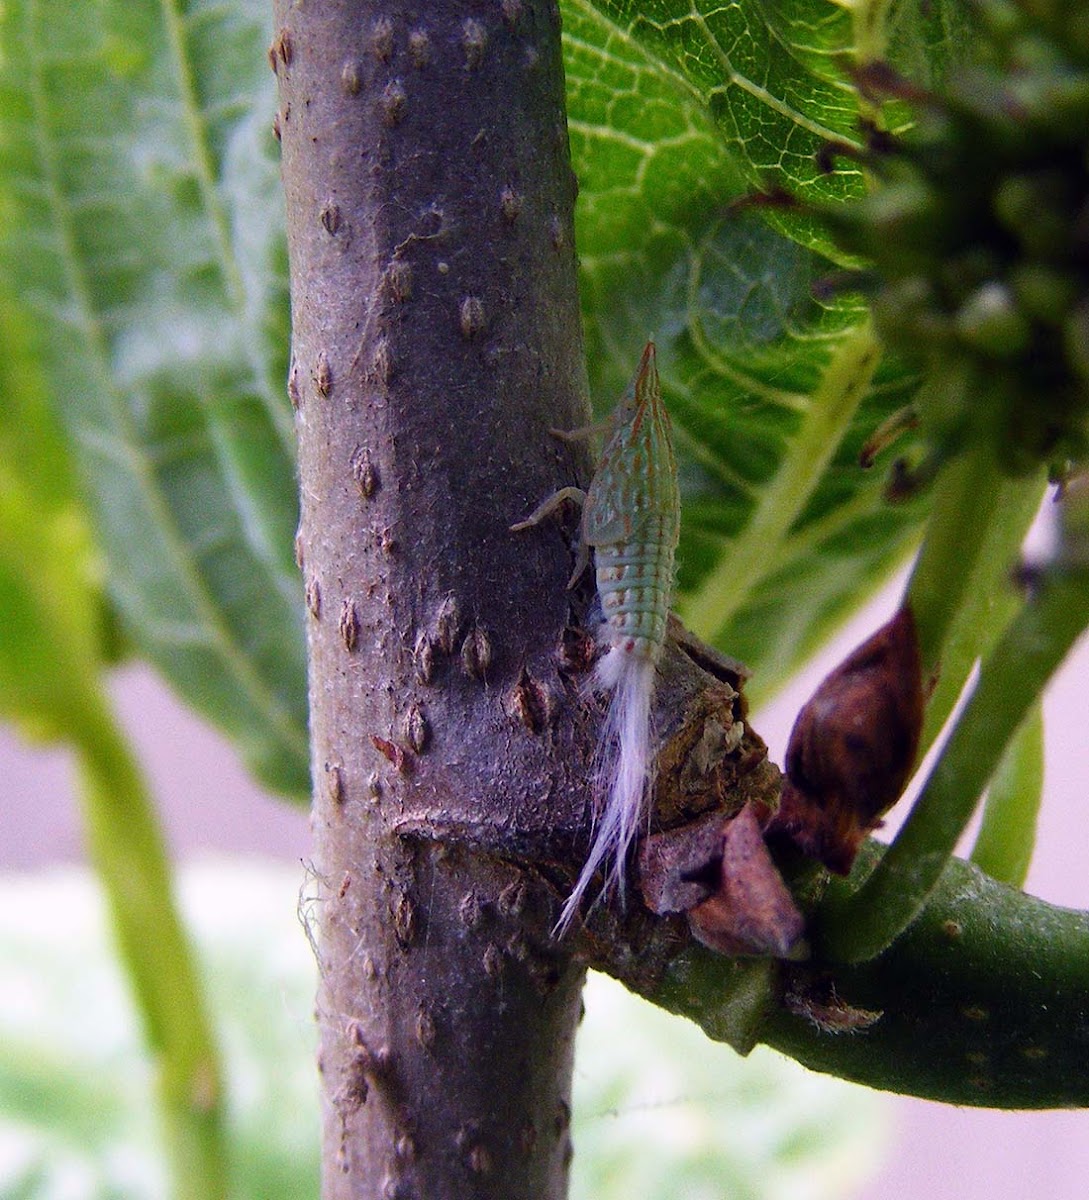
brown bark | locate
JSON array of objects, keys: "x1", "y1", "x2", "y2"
[
  {"x1": 272, "y1": 0, "x2": 802, "y2": 1193},
  {"x1": 274, "y1": 2, "x2": 597, "y2": 1196}
]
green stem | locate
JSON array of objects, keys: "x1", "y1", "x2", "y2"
[
  {"x1": 649, "y1": 844, "x2": 1089, "y2": 1107},
  {"x1": 816, "y1": 566, "x2": 1089, "y2": 963},
  {"x1": 76, "y1": 699, "x2": 227, "y2": 1200},
  {"x1": 905, "y1": 437, "x2": 1006, "y2": 682},
  {"x1": 918, "y1": 472, "x2": 1046, "y2": 754},
  {"x1": 763, "y1": 847, "x2": 1089, "y2": 1106},
  {"x1": 969, "y1": 702, "x2": 1044, "y2": 888},
  {"x1": 680, "y1": 321, "x2": 881, "y2": 643}
]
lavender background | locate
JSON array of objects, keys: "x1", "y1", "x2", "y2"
[{"x1": 2, "y1": 573, "x2": 1086, "y2": 1198}]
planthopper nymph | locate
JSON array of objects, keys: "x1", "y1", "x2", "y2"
[{"x1": 512, "y1": 342, "x2": 680, "y2": 932}]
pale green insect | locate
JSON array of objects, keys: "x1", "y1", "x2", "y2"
[
  {"x1": 513, "y1": 342, "x2": 681, "y2": 930},
  {"x1": 512, "y1": 342, "x2": 680, "y2": 648},
  {"x1": 586, "y1": 341, "x2": 680, "y2": 669}
]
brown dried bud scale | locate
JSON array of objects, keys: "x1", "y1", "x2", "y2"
[
  {"x1": 351, "y1": 447, "x2": 380, "y2": 498},
  {"x1": 500, "y1": 185, "x2": 523, "y2": 223},
  {"x1": 320, "y1": 202, "x2": 341, "y2": 236},
  {"x1": 769, "y1": 605, "x2": 923, "y2": 874},
  {"x1": 341, "y1": 60, "x2": 361, "y2": 95},
  {"x1": 273, "y1": 28, "x2": 293, "y2": 67},
  {"x1": 305, "y1": 576, "x2": 321, "y2": 619},
  {"x1": 370, "y1": 16, "x2": 394, "y2": 62},
  {"x1": 393, "y1": 893, "x2": 417, "y2": 947},
  {"x1": 381, "y1": 80, "x2": 407, "y2": 127},
  {"x1": 434, "y1": 594, "x2": 463, "y2": 655},
  {"x1": 508, "y1": 666, "x2": 549, "y2": 732},
  {"x1": 386, "y1": 259, "x2": 413, "y2": 303},
  {"x1": 414, "y1": 1007, "x2": 436, "y2": 1051},
  {"x1": 408, "y1": 29, "x2": 430, "y2": 67},
  {"x1": 461, "y1": 18, "x2": 487, "y2": 69},
  {"x1": 413, "y1": 632, "x2": 435, "y2": 684}
]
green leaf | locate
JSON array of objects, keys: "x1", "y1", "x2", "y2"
[
  {"x1": 565, "y1": 0, "x2": 866, "y2": 214},
  {"x1": 0, "y1": 0, "x2": 307, "y2": 798},
  {"x1": 563, "y1": 0, "x2": 955, "y2": 695},
  {"x1": 891, "y1": 4, "x2": 977, "y2": 77},
  {"x1": 917, "y1": 471, "x2": 1046, "y2": 755},
  {"x1": 902, "y1": 438, "x2": 1043, "y2": 684}
]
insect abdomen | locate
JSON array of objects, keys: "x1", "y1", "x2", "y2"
[{"x1": 595, "y1": 521, "x2": 676, "y2": 660}]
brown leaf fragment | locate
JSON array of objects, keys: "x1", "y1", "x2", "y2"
[
  {"x1": 639, "y1": 810, "x2": 728, "y2": 915},
  {"x1": 668, "y1": 614, "x2": 751, "y2": 685},
  {"x1": 639, "y1": 804, "x2": 805, "y2": 959},
  {"x1": 687, "y1": 804, "x2": 806, "y2": 959},
  {"x1": 507, "y1": 665, "x2": 551, "y2": 733},
  {"x1": 768, "y1": 605, "x2": 923, "y2": 875},
  {"x1": 653, "y1": 676, "x2": 760, "y2": 827},
  {"x1": 680, "y1": 715, "x2": 745, "y2": 790}
]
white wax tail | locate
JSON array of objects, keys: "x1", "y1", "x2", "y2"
[{"x1": 555, "y1": 649, "x2": 655, "y2": 935}]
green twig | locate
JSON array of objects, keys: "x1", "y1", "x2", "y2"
[
  {"x1": 917, "y1": 472, "x2": 1046, "y2": 753},
  {"x1": 763, "y1": 846, "x2": 1089, "y2": 1106},
  {"x1": 816, "y1": 566, "x2": 1089, "y2": 963},
  {"x1": 77, "y1": 700, "x2": 227, "y2": 1200},
  {"x1": 969, "y1": 702, "x2": 1044, "y2": 888},
  {"x1": 649, "y1": 843, "x2": 1089, "y2": 1107},
  {"x1": 0, "y1": 301, "x2": 228, "y2": 1198},
  {"x1": 905, "y1": 436, "x2": 1007, "y2": 682}
]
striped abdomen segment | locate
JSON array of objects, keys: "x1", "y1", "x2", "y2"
[{"x1": 595, "y1": 517, "x2": 677, "y2": 663}]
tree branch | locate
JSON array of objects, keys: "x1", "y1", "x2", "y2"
[{"x1": 275, "y1": 2, "x2": 597, "y2": 1195}]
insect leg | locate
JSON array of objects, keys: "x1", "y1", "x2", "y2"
[
  {"x1": 510, "y1": 486, "x2": 592, "y2": 588},
  {"x1": 509, "y1": 485, "x2": 585, "y2": 532}
]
